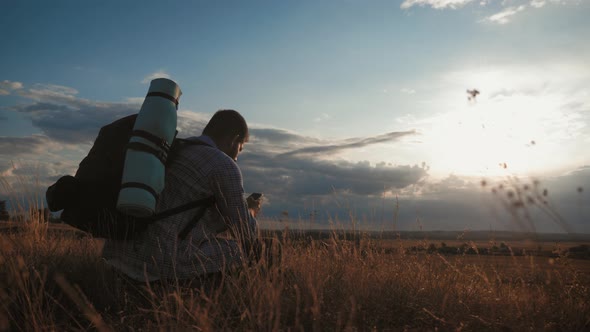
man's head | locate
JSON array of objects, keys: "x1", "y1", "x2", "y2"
[{"x1": 202, "y1": 109, "x2": 249, "y2": 161}]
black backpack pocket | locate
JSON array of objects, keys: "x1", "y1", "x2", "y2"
[{"x1": 46, "y1": 175, "x2": 80, "y2": 212}]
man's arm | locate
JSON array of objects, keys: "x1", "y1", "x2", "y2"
[
  {"x1": 247, "y1": 194, "x2": 262, "y2": 218},
  {"x1": 209, "y1": 161, "x2": 258, "y2": 244}
]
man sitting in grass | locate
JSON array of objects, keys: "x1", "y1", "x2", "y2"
[{"x1": 102, "y1": 109, "x2": 262, "y2": 285}]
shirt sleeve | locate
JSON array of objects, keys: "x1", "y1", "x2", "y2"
[{"x1": 209, "y1": 160, "x2": 258, "y2": 245}]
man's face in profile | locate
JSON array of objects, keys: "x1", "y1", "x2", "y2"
[{"x1": 229, "y1": 139, "x2": 245, "y2": 161}]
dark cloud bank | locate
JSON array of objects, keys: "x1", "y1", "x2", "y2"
[{"x1": 1, "y1": 83, "x2": 588, "y2": 233}]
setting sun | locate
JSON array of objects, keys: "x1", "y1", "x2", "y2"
[{"x1": 419, "y1": 66, "x2": 586, "y2": 178}]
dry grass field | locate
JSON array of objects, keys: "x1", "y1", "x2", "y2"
[{"x1": 1, "y1": 216, "x2": 589, "y2": 331}]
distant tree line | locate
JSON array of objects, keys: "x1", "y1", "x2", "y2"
[{"x1": 0, "y1": 201, "x2": 54, "y2": 222}]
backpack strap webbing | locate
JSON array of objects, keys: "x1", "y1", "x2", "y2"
[
  {"x1": 157, "y1": 137, "x2": 219, "y2": 239},
  {"x1": 132, "y1": 129, "x2": 172, "y2": 151},
  {"x1": 125, "y1": 141, "x2": 168, "y2": 165},
  {"x1": 120, "y1": 182, "x2": 159, "y2": 201},
  {"x1": 174, "y1": 137, "x2": 216, "y2": 148},
  {"x1": 152, "y1": 195, "x2": 215, "y2": 221},
  {"x1": 175, "y1": 196, "x2": 216, "y2": 240},
  {"x1": 146, "y1": 91, "x2": 179, "y2": 110}
]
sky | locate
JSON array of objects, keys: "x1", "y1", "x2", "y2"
[{"x1": 1, "y1": 0, "x2": 589, "y2": 233}]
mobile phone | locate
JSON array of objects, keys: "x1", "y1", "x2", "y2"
[{"x1": 249, "y1": 192, "x2": 263, "y2": 200}]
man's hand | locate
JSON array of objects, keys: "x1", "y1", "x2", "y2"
[{"x1": 247, "y1": 193, "x2": 263, "y2": 217}]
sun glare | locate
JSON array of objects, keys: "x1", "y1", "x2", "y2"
[{"x1": 422, "y1": 69, "x2": 578, "y2": 178}]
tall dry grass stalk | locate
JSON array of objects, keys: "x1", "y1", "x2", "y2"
[{"x1": 1, "y1": 213, "x2": 589, "y2": 331}]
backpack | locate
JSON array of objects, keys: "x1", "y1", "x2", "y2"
[{"x1": 45, "y1": 114, "x2": 215, "y2": 240}]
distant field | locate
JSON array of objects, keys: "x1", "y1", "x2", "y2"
[{"x1": 3, "y1": 220, "x2": 589, "y2": 256}]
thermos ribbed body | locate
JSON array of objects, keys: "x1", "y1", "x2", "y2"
[{"x1": 116, "y1": 78, "x2": 181, "y2": 218}]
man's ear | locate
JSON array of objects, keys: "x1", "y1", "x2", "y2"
[{"x1": 231, "y1": 134, "x2": 242, "y2": 145}]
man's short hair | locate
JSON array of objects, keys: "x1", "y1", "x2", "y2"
[{"x1": 202, "y1": 109, "x2": 249, "y2": 142}]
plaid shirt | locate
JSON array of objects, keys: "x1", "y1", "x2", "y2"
[{"x1": 102, "y1": 135, "x2": 258, "y2": 281}]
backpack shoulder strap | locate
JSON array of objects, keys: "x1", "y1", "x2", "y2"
[
  {"x1": 152, "y1": 195, "x2": 215, "y2": 221},
  {"x1": 174, "y1": 137, "x2": 216, "y2": 148},
  {"x1": 168, "y1": 137, "x2": 215, "y2": 161},
  {"x1": 145, "y1": 195, "x2": 215, "y2": 240},
  {"x1": 156, "y1": 137, "x2": 218, "y2": 239}
]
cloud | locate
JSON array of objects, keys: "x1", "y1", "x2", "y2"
[
  {"x1": 241, "y1": 152, "x2": 427, "y2": 197},
  {"x1": 313, "y1": 113, "x2": 332, "y2": 123},
  {"x1": 226, "y1": 125, "x2": 425, "y2": 200},
  {"x1": 175, "y1": 111, "x2": 211, "y2": 137},
  {"x1": 0, "y1": 80, "x2": 23, "y2": 95},
  {"x1": 0, "y1": 136, "x2": 81, "y2": 205},
  {"x1": 485, "y1": 5, "x2": 527, "y2": 24},
  {"x1": 142, "y1": 70, "x2": 171, "y2": 84},
  {"x1": 250, "y1": 128, "x2": 319, "y2": 145},
  {"x1": 14, "y1": 101, "x2": 139, "y2": 143},
  {"x1": 124, "y1": 97, "x2": 146, "y2": 104},
  {"x1": 401, "y1": 0, "x2": 475, "y2": 9},
  {"x1": 18, "y1": 83, "x2": 78, "y2": 100},
  {"x1": 351, "y1": 169, "x2": 589, "y2": 233},
  {"x1": 402, "y1": 0, "x2": 576, "y2": 24},
  {"x1": 0, "y1": 135, "x2": 53, "y2": 156},
  {"x1": 236, "y1": 129, "x2": 427, "y2": 210},
  {"x1": 279, "y1": 130, "x2": 416, "y2": 157},
  {"x1": 16, "y1": 83, "x2": 90, "y2": 110},
  {"x1": 9, "y1": 84, "x2": 142, "y2": 143},
  {"x1": 4, "y1": 85, "x2": 213, "y2": 147},
  {"x1": 400, "y1": 88, "x2": 417, "y2": 95},
  {"x1": 0, "y1": 158, "x2": 80, "y2": 207},
  {"x1": 0, "y1": 160, "x2": 71, "y2": 182},
  {"x1": 488, "y1": 85, "x2": 550, "y2": 99}
]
